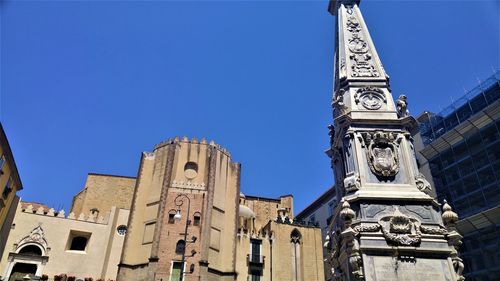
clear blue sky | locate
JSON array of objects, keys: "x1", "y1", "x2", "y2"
[{"x1": 1, "y1": 0, "x2": 498, "y2": 213}]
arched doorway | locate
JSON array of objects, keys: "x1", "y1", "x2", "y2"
[
  {"x1": 8, "y1": 263, "x2": 37, "y2": 281},
  {"x1": 2, "y1": 226, "x2": 49, "y2": 280}
]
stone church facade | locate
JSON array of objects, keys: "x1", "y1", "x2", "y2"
[
  {"x1": 0, "y1": 138, "x2": 324, "y2": 281},
  {"x1": 117, "y1": 137, "x2": 324, "y2": 281}
]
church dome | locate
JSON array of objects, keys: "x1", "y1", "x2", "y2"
[{"x1": 239, "y1": 204, "x2": 255, "y2": 218}]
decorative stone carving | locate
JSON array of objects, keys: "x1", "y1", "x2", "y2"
[
  {"x1": 349, "y1": 238, "x2": 364, "y2": 281},
  {"x1": 354, "y1": 87, "x2": 386, "y2": 110},
  {"x1": 339, "y1": 58, "x2": 347, "y2": 79},
  {"x1": 353, "y1": 223, "x2": 380, "y2": 234},
  {"x1": 379, "y1": 208, "x2": 421, "y2": 246},
  {"x1": 343, "y1": 172, "x2": 361, "y2": 192},
  {"x1": 348, "y1": 34, "x2": 369, "y2": 54},
  {"x1": 442, "y1": 200, "x2": 459, "y2": 231},
  {"x1": 415, "y1": 173, "x2": 432, "y2": 195},
  {"x1": 396, "y1": 94, "x2": 410, "y2": 117},
  {"x1": 441, "y1": 200, "x2": 465, "y2": 281},
  {"x1": 362, "y1": 131, "x2": 399, "y2": 177},
  {"x1": 350, "y1": 53, "x2": 379, "y2": 77},
  {"x1": 420, "y1": 224, "x2": 447, "y2": 235},
  {"x1": 17, "y1": 225, "x2": 48, "y2": 253},
  {"x1": 346, "y1": 16, "x2": 361, "y2": 32},
  {"x1": 57, "y1": 210, "x2": 65, "y2": 218},
  {"x1": 340, "y1": 199, "x2": 356, "y2": 228},
  {"x1": 328, "y1": 124, "x2": 335, "y2": 148},
  {"x1": 332, "y1": 89, "x2": 347, "y2": 115},
  {"x1": 344, "y1": 8, "x2": 379, "y2": 78}
]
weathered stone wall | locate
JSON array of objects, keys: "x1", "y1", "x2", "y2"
[
  {"x1": 118, "y1": 138, "x2": 240, "y2": 281},
  {"x1": 70, "y1": 173, "x2": 136, "y2": 217}
]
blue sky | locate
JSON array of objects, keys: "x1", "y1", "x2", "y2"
[{"x1": 1, "y1": 0, "x2": 498, "y2": 213}]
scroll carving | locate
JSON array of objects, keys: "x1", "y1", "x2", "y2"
[
  {"x1": 343, "y1": 172, "x2": 361, "y2": 192},
  {"x1": 415, "y1": 173, "x2": 432, "y2": 195}
]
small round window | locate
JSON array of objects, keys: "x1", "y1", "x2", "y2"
[
  {"x1": 117, "y1": 225, "x2": 127, "y2": 236},
  {"x1": 184, "y1": 162, "x2": 198, "y2": 179}
]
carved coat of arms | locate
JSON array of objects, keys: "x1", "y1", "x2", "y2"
[{"x1": 363, "y1": 131, "x2": 399, "y2": 177}]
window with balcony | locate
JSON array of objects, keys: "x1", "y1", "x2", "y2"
[{"x1": 249, "y1": 239, "x2": 262, "y2": 264}]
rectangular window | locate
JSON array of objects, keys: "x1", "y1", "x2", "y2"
[
  {"x1": 2, "y1": 177, "x2": 12, "y2": 198},
  {"x1": 171, "y1": 261, "x2": 183, "y2": 281},
  {"x1": 477, "y1": 167, "x2": 495, "y2": 188},
  {"x1": 328, "y1": 202, "x2": 335, "y2": 217},
  {"x1": 193, "y1": 215, "x2": 201, "y2": 226},
  {"x1": 250, "y1": 239, "x2": 262, "y2": 263},
  {"x1": 66, "y1": 230, "x2": 92, "y2": 252},
  {"x1": 457, "y1": 158, "x2": 474, "y2": 177},
  {"x1": 472, "y1": 151, "x2": 490, "y2": 171},
  {"x1": 309, "y1": 215, "x2": 316, "y2": 226},
  {"x1": 0, "y1": 155, "x2": 5, "y2": 171}
]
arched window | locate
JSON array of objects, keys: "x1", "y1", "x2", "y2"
[
  {"x1": 168, "y1": 209, "x2": 177, "y2": 224},
  {"x1": 69, "y1": 236, "x2": 88, "y2": 251},
  {"x1": 18, "y1": 245, "x2": 42, "y2": 256},
  {"x1": 184, "y1": 162, "x2": 198, "y2": 179},
  {"x1": 290, "y1": 229, "x2": 302, "y2": 281},
  {"x1": 193, "y1": 212, "x2": 202, "y2": 226},
  {"x1": 175, "y1": 240, "x2": 186, "y2": 255}
]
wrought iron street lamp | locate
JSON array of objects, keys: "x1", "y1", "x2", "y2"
[{"x1": 174, "y1": 194, "x2": 195, "y2": 281}]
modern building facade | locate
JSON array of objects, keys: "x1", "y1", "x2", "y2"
[
  {"x1": 117, "y1": 137, "x2": 325, "y2": 281},
  {"x1": 323, "y1": 0, "x2": 464, "y2": 280},
  {"x1": 295, "y1": 187, "x2": 336, "y2": 280},
  {"x1": 296, "y1": 187, "x2": 336, "y2": 236},
  {"x1": 0, "y1": 123, "x2": 23, "y2": 264},
  {"x1": 416, "y1": 69, "x2": 500, "y2": 281}
]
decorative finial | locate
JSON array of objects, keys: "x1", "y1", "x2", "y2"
[
  {"x1": 442, "y1": 199, "x2": 458, "y2": 230},
  {"x1": 340, "y1": 199, "x2": 355, "y2": 228}
]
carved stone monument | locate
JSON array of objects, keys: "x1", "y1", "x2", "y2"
[{"x1": 324, "y1": 1, "x2": 464, "y2": 280}]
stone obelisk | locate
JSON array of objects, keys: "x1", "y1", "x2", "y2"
[{"x1": 324, "y1": 1, "x2": 465, "y2": 280}]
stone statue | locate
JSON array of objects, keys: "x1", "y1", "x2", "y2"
[
  {"x1": 332, "y1": 89, "x2": 347, "y2": 115},
  {"x1": 328, "y1": 124, "x2": 335, "y2": 147},
  {"x1": 396, "y1": 94, "x2": 410, "y2": 117}
]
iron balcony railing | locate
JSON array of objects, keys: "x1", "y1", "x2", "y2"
[{"x1": 247, "y1": 254, "x2": 265, "y2": 264}]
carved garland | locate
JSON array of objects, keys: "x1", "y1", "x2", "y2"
[{"x1": 420, "y1": 225, "x2": 448, "y2": 235}]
